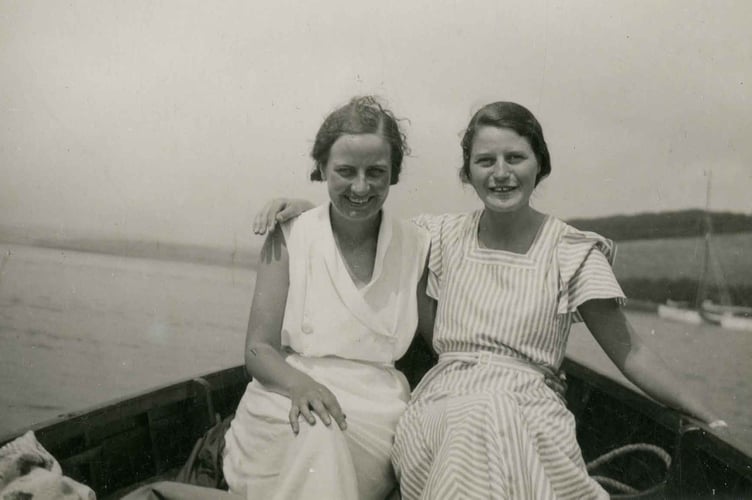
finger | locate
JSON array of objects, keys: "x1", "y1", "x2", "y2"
[
  {"x1": 309, "y1": 399, "x2": 332, "y2": 426},
  {"x1": 253, "y1": 201, "x2": 278, "y2": 235},
  {"x1": 299, "y1": 403, "x2": 317, "y2": 426},
  {"x1": 709, "y1": 419, "x2": 728, "y2": 429},
  {"x1": 289, "y1": 405, "x2": 300, "y2": 434},
  {"x1": 323, "y1": 397, "x2": 347, "y2": 430},
  {"x1": 264, "y1": 206, "x2": 279, "y2": 233},
  {"x1": 254, "y1": 202, "x2": 278, "y2": 235},
  {"x1": 277, "y1": 205, "x2": 298, "y2": 223},
  {"x1": 260, "y1": 203, "x2": 277, "y2": 234},
  {"x1": 265, "y1": 201, "x2": 288, "y2": 232},
  {"x1": 252, "y1": 212, "x2": 267, "y2": 235}
]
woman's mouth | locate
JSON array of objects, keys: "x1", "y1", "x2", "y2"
[
  {"x1": 489, "y1": 185, "x2": 518, "y2": 193},
  {"x1": 345, "y1": 195, "x2": 372, "y2": 206}
]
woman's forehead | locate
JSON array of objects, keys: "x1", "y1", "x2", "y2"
[
  {"x1": 472, "y1": 127, "x2": 532, "y2": 152},
  {"x1": 329, "y1": 133, "x2": 391, "y2": 162}
]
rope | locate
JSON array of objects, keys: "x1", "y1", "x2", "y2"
[
  {"x1": 586, "y1": 443, "x2": 672, "y2": 497},
  {"x1": 589, "y1": 476, "x2": 639, "y2": 495}
]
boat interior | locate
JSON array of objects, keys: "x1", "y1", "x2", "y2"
[{"x1": 2, "y1": 336, "x2": 750, "y2": 499}]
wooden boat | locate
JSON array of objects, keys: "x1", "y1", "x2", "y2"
[{"x1": 1, "y1": 338, "x2": 751, "y2": 499}]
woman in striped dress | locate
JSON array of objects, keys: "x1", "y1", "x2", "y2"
[
  {"x1": 390, "y1": 102, "x2": 722, "y2": 499},
  {"x1": 254, "y1": 101, "x2": 723, "y2": 499}
]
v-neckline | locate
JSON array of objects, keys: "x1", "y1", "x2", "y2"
[{"x1": 327, "y1": 206, "x2": 391, "y2": 293}]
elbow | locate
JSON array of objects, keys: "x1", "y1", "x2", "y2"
[
  {"x1": 619, "y1": 341, "x2": 653, "y2": 377},
  {"x1": 244, "y1": 341, "x2": 271, "y2": 371}
]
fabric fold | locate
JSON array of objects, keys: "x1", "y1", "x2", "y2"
[{"x1": 556, "y1": 229, "x2": 626, "y2": 320}]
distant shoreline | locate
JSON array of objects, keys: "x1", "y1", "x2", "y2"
[
  {"x1": 0, "y1": 230, "x2": 261, "y2": 268},
  {"x1": 0, "y1": 237, "x2": 663, "y2": 313}
]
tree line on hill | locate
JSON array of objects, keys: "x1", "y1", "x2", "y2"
[{"x1": 567, "y1": 210, "x2": 752, "y2": 242}]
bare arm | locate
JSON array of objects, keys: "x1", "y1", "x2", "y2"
[
  {"x1": 246, "y1": 228, "x2": 346, "y2": 433},
  {"x1": 579, "y1": 299, "x2": 722, "y2": 425},
  {"x1": 252, "y1": 198, "x2": 316, "y2": 235}
]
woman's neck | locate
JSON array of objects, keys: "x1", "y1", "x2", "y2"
[
  {"x1": 478, "y1": 205, "x2": 544, "y2": 252},
  {"x1": 329, "y1": 206, "x2": 382, "y2": 247}
]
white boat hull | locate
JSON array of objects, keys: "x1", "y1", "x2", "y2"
[
  {"x1": 720, "y1": 315, "x2": 752, "y2": 332},
  {"x1": 657, "y1": 304, "x2": 703, "y2": 325}
]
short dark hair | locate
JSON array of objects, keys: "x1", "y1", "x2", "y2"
[
  {"x1": 310, "y1": 96, "x2": 408, "y2": 185},
  {"x1": 459, "y1": 101, "x2": 551, "y2": 186}
]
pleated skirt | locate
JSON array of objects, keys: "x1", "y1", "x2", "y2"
[{"x1": 392, "y1": 358, "x2": 608, "y2": 500}]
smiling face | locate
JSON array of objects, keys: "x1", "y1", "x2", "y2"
[
  {"x1": 468, "y1": 126, "x2": 540, "y2": 214},
  {"x1": 322, "y1": 133, "x2": 392, "y2": 223}
]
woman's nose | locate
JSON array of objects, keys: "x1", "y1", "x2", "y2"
[
  {"x1": 351, "y1": 174, "x2": 369, "y2": 194},
  {"x1": 492, "y1": 161, "x2": 510, "y2": 178}
]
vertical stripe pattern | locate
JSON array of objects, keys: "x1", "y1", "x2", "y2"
[{"x1": 394, "y1": 212, "x2": 625, "y2": 499}]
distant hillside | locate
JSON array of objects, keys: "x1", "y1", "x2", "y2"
[
  {"x1": 3, "y1": 209, "x2": 751, "y2": 263},
  {"x1": 567, "y1": 210, "x2": 752, "y2": 241},
  {"x1": 0, "y1": 225, "x2": 260, "y2": 267}
]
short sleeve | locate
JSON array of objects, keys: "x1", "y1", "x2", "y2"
[
  {"x1": 410, "y1": 214, "x2": 445, "y2": 301},
  {"x1": 556, "y1": 229, "x2": 626, "y2": 321}
]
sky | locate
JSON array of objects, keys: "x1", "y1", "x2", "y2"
[{"x1": 1, "y1": 0, "x2": 750, "y2": 249}]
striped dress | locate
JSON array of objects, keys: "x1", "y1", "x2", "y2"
[{"x1": 392, "y1": 211, "x2": 626, "y2": 500}]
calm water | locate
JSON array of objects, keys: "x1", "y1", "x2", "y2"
[{"x1": 1, "y1": 244, "x2": 750, "y2": 456}]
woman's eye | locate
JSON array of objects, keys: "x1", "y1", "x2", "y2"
[
  {"x1": 335, "y1": 168, "x2": 355, "y2": 177},
  {"x1": 475, "y1": 158, "x2": 494, "y2": 167},
  {"x1": 506, "y1": 154, "x2": 525, "y2": 163},
  {"x1": 367, "y1": 168, "x2": 387, "y2": 178}
]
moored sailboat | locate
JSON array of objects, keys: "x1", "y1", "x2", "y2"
[{"x1": 658, "y1": 173, "x2": 752, "y2": 331}]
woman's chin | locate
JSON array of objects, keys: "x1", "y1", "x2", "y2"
[
  {"x1": 332, "y1": 200, "x2": 383, "y2": 222},
  {"x1": 481, "y1": 196, "x2": 525, "y2": 213}
]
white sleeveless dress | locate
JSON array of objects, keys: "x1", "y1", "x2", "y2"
[{"x1": 223, "y1": 204, "x2": 430, "y2": 500}]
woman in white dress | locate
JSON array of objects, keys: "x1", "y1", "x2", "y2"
[
  {"x1": 255, "y1": 101, "x2": 726, "y2": 499},
  {"x1": 222, "y1": 96, "x2": 430, "y2": 500}
]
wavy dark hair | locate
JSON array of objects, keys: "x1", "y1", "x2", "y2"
[
  {"x1": 310, "y1": 96, "x2": 408, "y2": 185},
  {"x1": 459, "y1": 101, "x2": 551, "y2": 186}
]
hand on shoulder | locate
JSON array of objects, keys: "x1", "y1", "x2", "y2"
[{"x1": 253, "y1": 198, "x2": 315, "y2": 235}]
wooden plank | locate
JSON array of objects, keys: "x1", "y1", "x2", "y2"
[
  {"x1": 564, "y1": 357, "x2": 752, "y2": 484},
  {"x1": 0, "y1": 366, "x2": 247, "y2": 447}
]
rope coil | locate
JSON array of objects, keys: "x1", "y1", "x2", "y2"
[{"x1": 587, "y1": 443, "x2": 671, "y2": 498}]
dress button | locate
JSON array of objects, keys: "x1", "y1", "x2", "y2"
[{"x1": 301, "y1": 323, "x2": 314, "y2": 334}]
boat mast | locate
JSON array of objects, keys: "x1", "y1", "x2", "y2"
[{"x1": 695, "y1": 172, "x2": 712, "y2": 309}]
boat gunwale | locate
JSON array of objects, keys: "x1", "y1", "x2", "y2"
[
  {"x1": 1, "y1": 359, "x2": 750, "y2": 488},
  {"x1": 0, "y1": 365, "x2": 248, "y2": 447},
  {"x1": 562, "y1": 358, "x2": 752, "y2": 482}
]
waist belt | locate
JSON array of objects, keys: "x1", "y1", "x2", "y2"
[{"x1": 438, "y1": 351, "x2": 560, "y2": 384}]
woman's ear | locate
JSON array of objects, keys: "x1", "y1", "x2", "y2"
[{"x1": 319, "y1": 166, "x2": 327, "y2": 180}]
